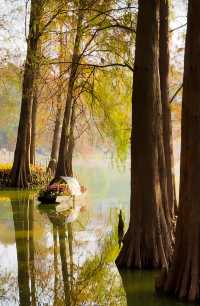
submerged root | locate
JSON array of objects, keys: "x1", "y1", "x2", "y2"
[{"x1": 156, "y1": 228, "x2": 200, "y2": 302}]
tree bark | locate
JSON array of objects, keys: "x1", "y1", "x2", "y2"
[
  {"x1": 115, "y1": 0, "x2": 173, "y2": 269},
  {"x1": 65, "y1": 101, "x2": 75, "y2": 177},
  {"x1": 47, "y1": 103, "x2": 62, "y2": 175},
  {"x1": 30, "y1": 90, "x2": 38, "y2": 166},
  {"x1": 159, "y1": 0, "x2": 177, "y2": 217},
  {"x1": 55, "y1": 10, "x2": 83, "y2": 178},
  {"x1": 10, "y1": 0, "x2": 42, "y2": 187},
  {"x1": 156, "y1": 1, "x2": 200, "y2": 301}
]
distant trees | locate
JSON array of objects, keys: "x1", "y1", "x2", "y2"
[
  {"x1": 7, "y1": 0, "x2": 134, "y2": 185},
  {"x1": 0, "y1": 64, "x2": 21, "y2": 150},
  {"x1": 55, "y1": 0, "x2": 135, "y2": 177},
  {"x1": 116, "y1": 0, "x2": 173, "y2": 269}
]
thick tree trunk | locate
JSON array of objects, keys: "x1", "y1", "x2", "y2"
[
  {"x1": 115, "y1": 0, "x2": 173, "y2": 269},
  {"x1": 30, "y1": 91, "x2": 38, "y2": 165},
  {"x1": 156, "y1": 1, "x2": 200, "y2": 302},
  {"x1": 159, "y1": 0, "x2": 177, "y2": 217},
  {"x1": 55, "y1": 11, "x2": 83, "y2": 177},
  {"x1": 10, "y1": 0, "x2": 41, "y2": 188},
  {"x1": 47, "y1": 104, "x2": 62, "y2": 175}
]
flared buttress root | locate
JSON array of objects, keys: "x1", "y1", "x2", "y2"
[{"x1": 116, "y1": 228, "x2": 172, "y2": 269}]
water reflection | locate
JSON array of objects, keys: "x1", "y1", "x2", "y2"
[
  {"x1": 0, "y1": 192, "x2": 126, "y2": 305},
  {"x1": 11, "y1": 194, "x2": 35, "y2": 306},
  {"x1": 45, "y1": 206, "x2": 72, "y2": 305},
  {"x1": 0, "y1": 165, "x2": 192, "y2": 306}
]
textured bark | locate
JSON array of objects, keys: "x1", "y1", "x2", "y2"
[
  {"x1": 159, "y1": 0, "x2": 177, "y2": 216},
  {"x1": 55, "y1": 10, "x2": 83, "y2": 177},
  {"x1": 116, "y1": 0, "x2": 173, "y2": 269},
  {"x1": 30, "y1": 38, "x2": 41, "y2": 166},
  {"x1": 48, "y1": 28, "x2": 65, "y2": 176},
  {"x1": 10, "y1": 0, "x2": 42, "y2": 187},
  {"x1": 47, "y1": 104, "x2": 62, "y2": 175},
  {"x1": 65, "y1": 102, "x2": 75, "y2": 177},
  {"x1": 30, "y1": 91, "x2": 38, "y2": 165},
  {"x1": 157, "y1": 1, "x2": 200, "y2": 301}
]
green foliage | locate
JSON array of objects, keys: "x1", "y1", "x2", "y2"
[
  {"x1": 85, "y1": 68, "x2": 132, "y2": 162},
  {"x1": 0, "y1": 63, "x2": 21, "y2": 148}
]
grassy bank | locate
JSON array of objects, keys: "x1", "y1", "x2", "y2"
[{"x1": 0, "y1": 164, "x2": 52, "y2": 188}]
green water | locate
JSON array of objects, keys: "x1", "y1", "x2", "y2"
[{"x1": 0, "y1": 164, "x2": 190, "y2": 306}]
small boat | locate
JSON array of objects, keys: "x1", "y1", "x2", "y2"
[{"x1": 38, "y1": 176, "x2": 86, "y2": 204}]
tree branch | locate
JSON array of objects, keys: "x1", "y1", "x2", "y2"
[{"x1": 170, "y1": 84, "x2": 183, "y2": 103}]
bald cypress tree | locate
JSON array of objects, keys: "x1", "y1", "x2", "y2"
[
  {"x1": 116, "y1": 0, "x2": 173, "y2": 269},
  {"x1": 10, "y1": 0, "x2": 43, "y2": 187},
  {"x1": 159, "y1": 0, "x2": 177, "y2": 217},
  {"x1": 157, "y1": 1, "x2": 200, "y2": 301}
]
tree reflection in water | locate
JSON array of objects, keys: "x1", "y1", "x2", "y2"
[
  {"x1": 0, "y1": 193, "x2": 126, "y2": 305},
  {"x1": 11, "y1": 193, "x2": 35, "y2": 306}
]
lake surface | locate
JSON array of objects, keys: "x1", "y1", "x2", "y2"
[{"x1": 0, "y1": 163, "x2": 190, "y2": 305}]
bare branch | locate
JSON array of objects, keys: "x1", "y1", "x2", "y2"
[{"x1": 170, "y1": 84, "x2": 183, "y2": 104}]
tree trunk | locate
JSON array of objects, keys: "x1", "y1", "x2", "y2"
[
  {"x1": 156, "y1": 1, "x2": 200, "y2": 301},
  {"x1": 10, "y1": 0, "x2": 42, "y2": 188},
  {"x1": 48, "y1": 25, "x2": 65, "y2": 176},
  {"x1": 115, "y1": 0, "x2": 173, "y2": 269},
  {"x1": 159, "y1": 0, "x2": 177, "y2": 217},
  {"x1": 65, "y1": 101, "x2": 75, "y2": 177},
  {"x1": 47, "y1": 104, "x2": 62, "y2": 175},
  {"x1": 55, "y1": 10, "x2": 83, "y2": 177},
  {"x1": 30, "y1": 91, "x2": 38, "y2": 166}
]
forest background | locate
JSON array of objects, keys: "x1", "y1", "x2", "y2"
[{"x1": 0, "y1": 0, "x2": 185, "y2": 184}]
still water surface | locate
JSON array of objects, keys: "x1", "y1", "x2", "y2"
[{"x1": 0, "y1": 164, "x2": 190, "y2": 305}]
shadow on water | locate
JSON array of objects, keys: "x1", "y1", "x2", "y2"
[{"x1": 119, "y1": 269, "x2": 193, "y2": 306}]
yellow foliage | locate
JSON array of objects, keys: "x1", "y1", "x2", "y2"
[
  {"x1": 0, "y1": 163, "x2": 45, "y2": 173},
  {"x1": 0, "y1": 163, "x2": 12, "y2": 172}
]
